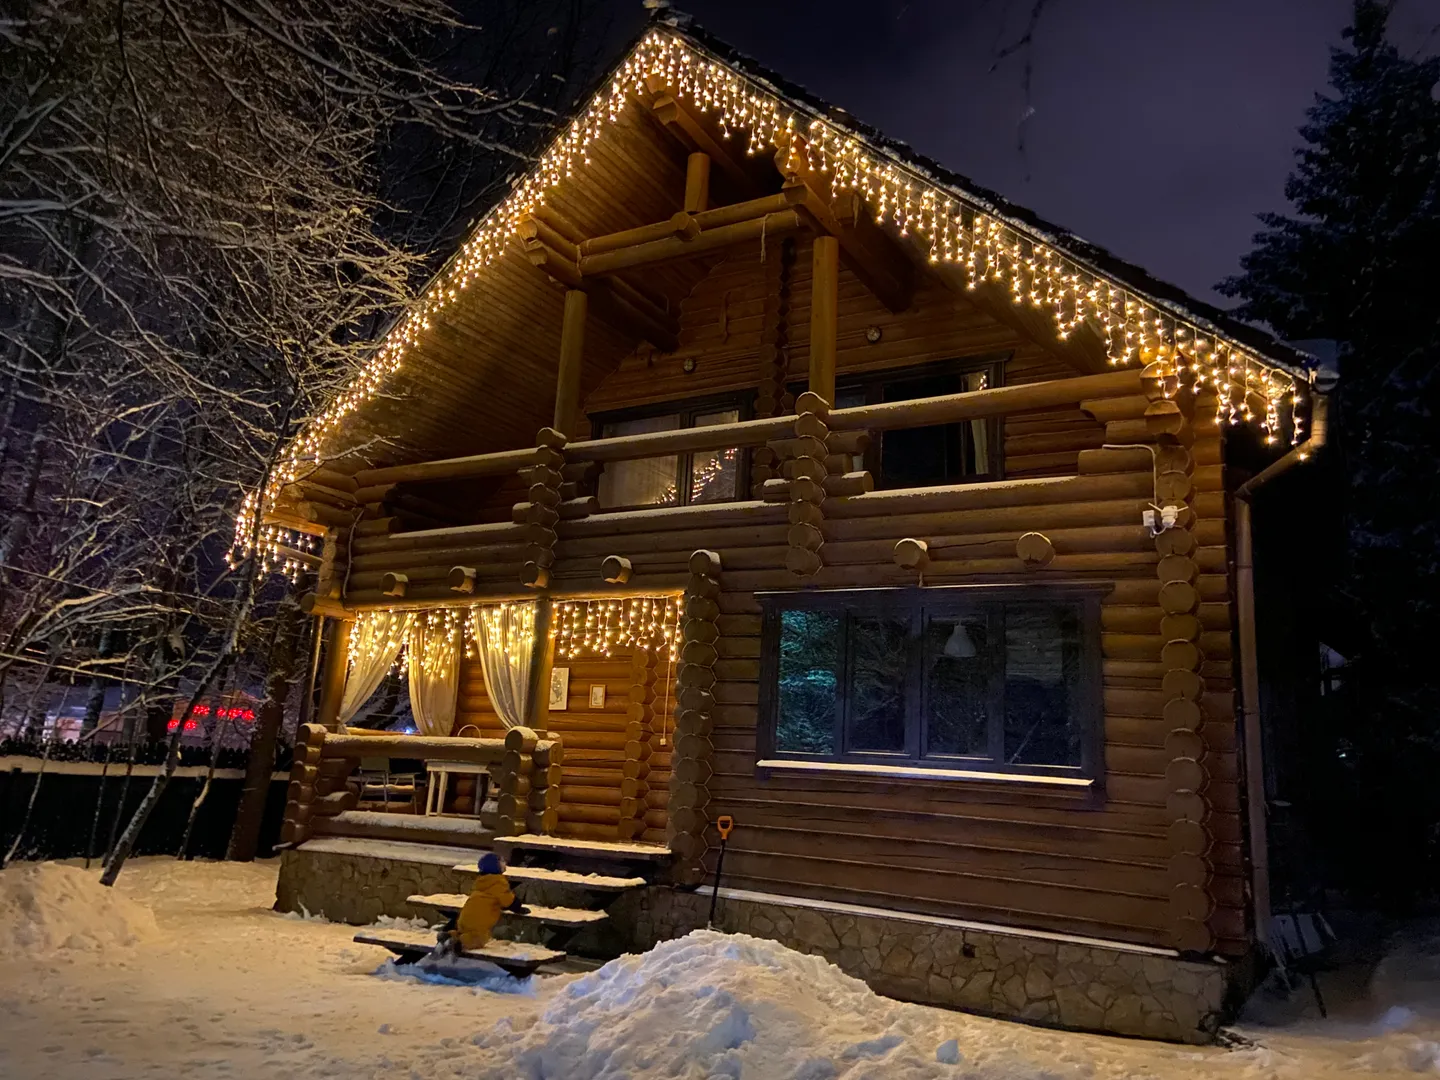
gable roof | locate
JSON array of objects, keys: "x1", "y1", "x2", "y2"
[{"x1": 241, "y1": 13, "x2": 1314, "y2": 545}]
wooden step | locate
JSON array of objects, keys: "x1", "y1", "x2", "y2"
[
  {"x1": 513, "y1": 904, "x2": 609, "y2": 927},
  {"x1": 352, "y1": 927, "x2": 563, "y2": 973},
  {"x1": 451, "y1": 863, "x2": 647, "y2": 892},
  {"x1": 407, "y1": 893, "x2": 608, "y2": 927},
  {"x1": 407, "y1": 892, "x2": 469, "y2": 913},
  {"x1": 495, "y1": 834, "x2": 671, "y2": 862},
  {"x1": 313, "y1": 810, "x2": 494, "y2": 850}
]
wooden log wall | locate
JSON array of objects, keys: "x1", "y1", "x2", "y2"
[
  {"x1": 625, "y1": 455, "x2": 1244, "y2": 954},
  {"x1": 669, "y1": 550, "x2": 723, "y2": 887},
  {"x1": 581, "y1": 240, "x2": 1105, "y2": 483},
  {"x1": 279, "y1": 723, "x2": 330, "y2": 846},
  {"x1": 453, "y1": 640, "x2": 677, "y2": 844},
  {"x1": 296, "y1": 192, "x2": 1244, "y2": 954}
]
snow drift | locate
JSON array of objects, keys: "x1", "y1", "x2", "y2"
[
  {"x1": 0, "y1": 861, "x2": 159, "y2": 957},
  {"x1": 474, "y1": 929, "x2": 1089, "y2": 1080}
]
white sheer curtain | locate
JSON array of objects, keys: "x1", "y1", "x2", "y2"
[
  {"x1": 468, "y1": 602, "x2": 536, "y2": 730},
  {"x1": 338, "y1": 611, "x2": 413, "y2": 730},
  {"x1": 407, "y1": 613, "x2": 463, "y2": 737},
  {"x1": 965, "y1": 370, "x2": 990, "y2": 473}
]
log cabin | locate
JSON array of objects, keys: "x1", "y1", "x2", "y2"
[{"x1": 256, "y1": 15, "x2": 1322, "y2": 1042}]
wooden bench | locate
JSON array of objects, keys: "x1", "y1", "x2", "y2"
[{"x1": 352, "y1": 927, "x2": 563, "y2": 974}]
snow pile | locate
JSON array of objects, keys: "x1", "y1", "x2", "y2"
[
  {"x1": 473, "y1": 929, "x2": 1091, "y2": 1080},
  {"x1": 0, "y1": 861, "x2": 159, "y2": 957}
]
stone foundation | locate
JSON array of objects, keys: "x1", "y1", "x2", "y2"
[
  {"x1": 275, "y1": 837, "x2": 1243, "y2": 1043},
  {"x1": 609, "y1": 885, "x2": 1239, "y2": 1044},
  {"x1": 275, "y1": 837, "x2": 477, "y2": 924}
]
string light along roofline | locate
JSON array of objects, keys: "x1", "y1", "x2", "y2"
[{"x1": 234, "y1": 20, "x2": 1315, "y2": 559}]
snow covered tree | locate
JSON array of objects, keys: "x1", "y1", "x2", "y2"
[
  {"x1": 1219, "y1": 0, "x2": 1440, "y2": 901},
  {"x1": 0, "y1": 0, "x2": 608, "y2": 874}
]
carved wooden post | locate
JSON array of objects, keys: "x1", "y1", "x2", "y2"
[
  {"x1": 519, "y1": 429, "x2": 567, "y2": 590},
  {"x1": 619, "y1": 646, "x2": 657, "y2": 840},
  {"x1": 279, "y1": 723, "x2": 328, "y2": 847},
  {"x1": 528, "y1": 738, "x2": 563, "y2": 835},
  {"x1": 751, "y1": 237, "x2": 795, "y2": 495},
  {"x1": 809, "y1": 235, "x2": 839, "y2": 405},
  {"x1": 1141, "y1": 361, "x2": 1215, "y2": 955},
  {"x1": 315, "y1": 618, "x2": 352, "y2": 732},
  {"x1": 554, "y1": 289, "x2": 587, "y2": 436},
  {"x1": 670, "y1": 550, "x2": 721, "y2": 886},
  {"x1": 493, "y1": 726, "x2": 538, "y2": 836}
]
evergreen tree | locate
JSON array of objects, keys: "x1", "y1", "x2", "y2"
[{"x1": 1219, "y1": 0, "x2": 1440, "y2": 902}]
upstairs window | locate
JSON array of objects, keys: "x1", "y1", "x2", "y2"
[
  {"x1": 829, "y1": 358, "x2": 1004, "y2": 488},
  {"x1": 593, "y1": 399, "x2": 746, "y2": 510},
  {"x1": 759, "y1": 586, "x2": 1102, "y2": 779}
]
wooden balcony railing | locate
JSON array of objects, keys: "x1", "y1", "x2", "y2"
[
  {"x1": 289, "y1": 367, "x2": 1150, "y2": 605},
  {"x1": 353, "y1": 367, "x2": 1142, "y2": 485},
  {"x1": 279, "y1": 724, "x2": 562, "y2": 847}
]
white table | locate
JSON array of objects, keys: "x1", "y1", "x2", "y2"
[{"x1": 424, "y1": 760, "x2": 488, "y2": 818}]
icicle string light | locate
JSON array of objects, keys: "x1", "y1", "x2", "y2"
[
  {"x1": 235, "y1": 30, "x2": 1308, "y2": 557},
  {"x1": 345, "y1": 595, "x2": 683, "y2": 677},
  {"x1": 551, "y1": 596, "x2": 683, "y2": 661},
  {"x1": 226, "y1": 523, "x2": 319, "y2": 582}
]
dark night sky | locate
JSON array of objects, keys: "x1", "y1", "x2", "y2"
[{"x1": 609, "y1": 0, "x2": 1437, "y2": 309}]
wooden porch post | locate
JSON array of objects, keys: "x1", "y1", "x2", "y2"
[
  {"x1": 553, "y1": 289, "x2": 588, "y2": 436},
  {"x1": 526, "y1": 597, "x2": 556, "y2": 732},
  {"x1": 315, "y1": 617, "x2": 352, "y2": 732},
  {"x1": 809, "y1": 235, "x2": 839, "y2": 405}
]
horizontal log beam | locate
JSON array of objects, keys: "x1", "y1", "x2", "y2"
[
  {"x1": 578, "y1": 210, "x2": 804, "y2": 277},
  {"x1": 565, "y1": 415, "x2": 796, "y2": 463},
  {"x1": 354, "y1": 447, "x2": 539, "y2": 489},
  {"x1": 828, "y1": 369, "x2": 1144, "y2": 432},
  {"x1": 323, "y1": 733, "x2": 508, "y2": 765},
  {"x1": 580, "y1": 190, "x2": 805, "y2": 257}
]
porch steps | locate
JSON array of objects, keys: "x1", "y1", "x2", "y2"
[
  {"x1": 407, "y1": 893, "x2": 609, "y2": 928},
  {"x1": 314, "y1": 810, "x2": 493, "y2": 850},
  {"x1": 494, "y1": 834, "x2": 671, "y2": 862},
  {"x1": 451, "y1": 863, "x2": 647, "y2": 892},
  {"x1": 352, "y1": 926, "x2": 563, "y2": 974}
]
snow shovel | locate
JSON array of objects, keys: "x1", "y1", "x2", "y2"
[{"x1": 707, "y1": 814, "x2": 735, "y2": 929}]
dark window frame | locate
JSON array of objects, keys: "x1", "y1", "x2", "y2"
[
  {"x1": 756, "y1": 584, "x2": 1105, "y2": 781},
  {"x1": 589, "y1": 392, "x2": 753, "y2": 511},
  {"x1": 792, "y1": 354, "x2": 1008, "y2": 488}
]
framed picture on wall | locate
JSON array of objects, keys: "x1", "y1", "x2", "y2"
[
  {"x1": 549, "y1": 666, "x2": 570, "y2": 711},
  {"x1": 588, "y1": 684, "x2": 607, "y2": 709}
]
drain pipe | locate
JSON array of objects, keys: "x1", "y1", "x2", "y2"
[{"x1": 1233, "y1": 393, "x2": 1329, "y2": 949}]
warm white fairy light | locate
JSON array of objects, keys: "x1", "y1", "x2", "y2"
[
  {"x1": 343, "y1": 597, "x2": 681, "y2": 678},
  {"x1": 551, "y1": 596, "x2": 683, "y2": 661},
  {"x1": 234, "y1": 29, "x2": 1309, "y2": 558},
  {"x1": 467, "y1": 602, "x2": 536, "y2": 661}
]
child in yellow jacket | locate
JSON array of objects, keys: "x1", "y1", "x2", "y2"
[{"x1": 438, "y1": 852, "x2": 525, "y2": 955}]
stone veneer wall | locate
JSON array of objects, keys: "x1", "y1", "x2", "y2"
[
  {"x1": 275, "y1": 842, "x2": 474, "y2": 924},
  {"x1": 275, "y1": 840, "x2": 1243, "y2": 1044},
  {"x1": 608, "y1": 886, "x2": 1240, "y2": 1044}
]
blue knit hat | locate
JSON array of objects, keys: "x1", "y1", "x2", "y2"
[{"x1": 477, "y1": 851, "x2": 504, "y2": 875}]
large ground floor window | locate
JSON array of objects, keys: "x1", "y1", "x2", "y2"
[{"x1": 758, "y1": 586, "x2": 1103, "y2": 779}]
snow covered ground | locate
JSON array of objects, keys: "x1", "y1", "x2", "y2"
[{"x1": 1, "y1": 858, "x2": 1437, "y2": 1079}]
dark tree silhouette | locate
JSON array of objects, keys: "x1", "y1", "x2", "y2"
[{"x1": 1220, "y1": 0, "x2": 1440, "y2": 903}]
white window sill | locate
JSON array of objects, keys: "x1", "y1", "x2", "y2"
[{"x1": 754, "y1": 758, "x2": 1095, "y2": 790}]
